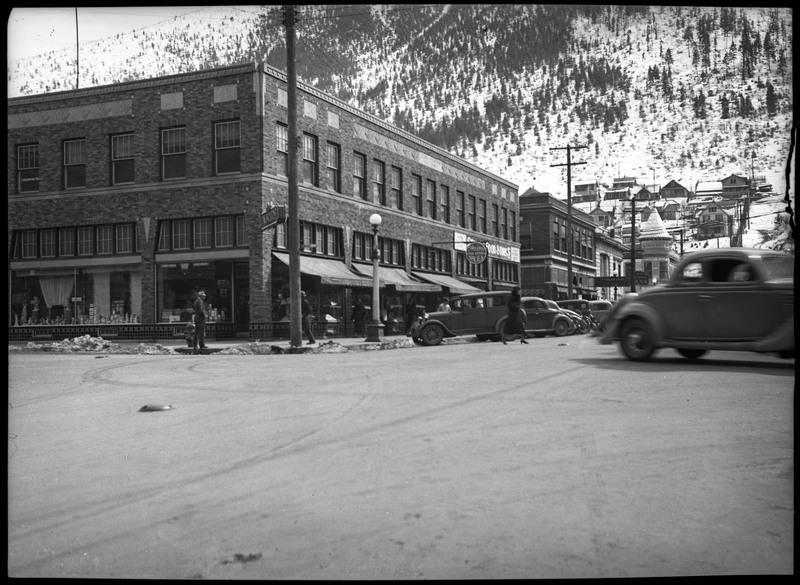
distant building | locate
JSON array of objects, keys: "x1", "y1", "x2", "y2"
[
  {"x1": 519, "y1": 189, "x2": 599, "y2": 300},
  {"x1": 721, "y1": 173, "x2": 750, "y2": 200},
  {"x1": 693, "y1": 180, "x2": 723, "y2": 200},
  {"x1": 572, "y1": 180, "x2": 601, "y2": 204},
  {"x1": 660, "y1": 179, "x2": 692, "y2": 200},
  {"x1": 696, "y1": 203, "x2": 735, "y2": 239}
]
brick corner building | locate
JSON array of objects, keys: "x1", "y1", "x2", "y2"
[{"x1": 8, "y1": 62, "x2": 520, "y2": 342}]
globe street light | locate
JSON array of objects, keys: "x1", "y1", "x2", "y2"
[{"x1": 365, "y1": 213, "x2": 384, "y2": 342}]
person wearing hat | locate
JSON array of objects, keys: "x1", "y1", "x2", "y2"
[
  {"x1": 300, "y1": 291, "x2": 316, "y2": 345},
  {"x1": 192, "y1": 290, "x2": 209, "y2": 354}
]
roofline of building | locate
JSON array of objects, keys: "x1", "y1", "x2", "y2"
[{"x1": 8, "y1": 61, "x2": 519, "y2": 191}]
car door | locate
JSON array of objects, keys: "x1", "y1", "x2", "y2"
[
  {"x1": 700, "y1": 257, "x2": 774, "y2": 341},
  {"x1": 648, "y1": 260, "x2": 706, "y2": 341},
  {"x1": 521, "y1": 298, "x2": 549, "y2": 331}
]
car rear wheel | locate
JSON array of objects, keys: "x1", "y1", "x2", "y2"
[
  {"x1": 553, "y1": 319, "x2": 571, "y2": 337},
  {"x1": 676, "y1": 348, "x2": 707, "y2": 360},
  {"x1": 420, "y1": 324, "x2": 444, "y2": 346},
  {"x1": 619, "y1": 318, "x2": 656, "y2": 361}
]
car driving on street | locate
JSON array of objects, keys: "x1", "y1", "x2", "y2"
[{"x1": 599, "y1": 248, "x2": 794, "y2": 361}]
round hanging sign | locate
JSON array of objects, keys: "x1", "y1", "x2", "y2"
[{"x1": 465, "y1": 242, "x2": 488, "y2": 265}]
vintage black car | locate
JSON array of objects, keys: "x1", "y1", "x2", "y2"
[{"x1": 599, "y1": 248, "x2": 794, "y2": 361}]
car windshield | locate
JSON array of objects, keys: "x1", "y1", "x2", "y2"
[{"x1": 760, "y1": 255, "x2": 794, "y2": 279}]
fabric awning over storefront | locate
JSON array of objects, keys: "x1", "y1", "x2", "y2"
[
  {"x1": 351, "y1": 263, "x2": 440, "y2": 292},
  {"x1": 411, "y1": 271, "x2": 483, "y2": 295},
  {"x1": 273, "y1": 252, "x2": 372, "y2": 288}
]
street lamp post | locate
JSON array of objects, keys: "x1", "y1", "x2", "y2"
[
  {"x1": 629, "y1": 190, "x2": 637, "y2": 293},
  {"x1": 365, "y1": 213, "x2": 384, "y2": 343}
]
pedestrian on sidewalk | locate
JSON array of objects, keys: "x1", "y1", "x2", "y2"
[
  {"x1": 301, "y1": 291, "x2": 316, "y2": 345},
  {"x1": 502, "y1": 286, "x2": 527, "y2": 345},
  {"x1": 192, "y1": 290, "x2": 209, "y2": 354},
  {"x1": 352, "y1": 296, "x2": 367, "y2": 337}
]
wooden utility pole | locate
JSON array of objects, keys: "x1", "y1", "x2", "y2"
[
  {"x1": 624, "y1": 191, "x2": 651, "y2": 292},
  {"x1": 551, "y1": 144, "x2": 587, "y2": 299},
  {"x1": 285, "y1": 5, "x2": 302, "y2": 347},
  {"x1": 75, "y1": 8, "x2": 79, "y2": 89}
]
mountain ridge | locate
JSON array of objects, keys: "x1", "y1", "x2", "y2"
[{"x1": 7, "y1": 4, "x2": 793, "y2": 197}]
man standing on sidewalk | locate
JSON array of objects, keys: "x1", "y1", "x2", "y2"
[
  {"x1": 300, "y1": 291, "x2": 316, "y2": 345},
  {"x1": 192, "y1": 290, "x2": 209, "y2": 354}
]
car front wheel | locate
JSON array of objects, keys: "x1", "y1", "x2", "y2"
[
  {"x1": 676, "y1": 348, "x2": 707, "y2": 360},
  {"x1": 420, "y1": 324, "x2": 444, "y2": 346},
  {"x1": 619, "y1": 318, "x2": 656, "y2": 361},
  {"x1": 553, "y1": 319, "x2": 571, "y2": 337}
]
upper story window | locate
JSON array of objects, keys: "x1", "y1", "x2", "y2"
[
  {"x1": 456, "y1": 190, "x2": 465, "y2": 227},
  {"x1": 326, "y1": 142, "x2": 341, "y2": 193},
  {"x1": 77, "y1": 226, "x2": 94, "y2": 256},
  {"x1": 440, "y1": 185, "x2": 450, "y2": 223},
  {"x1": 59, "y1": 228, "x2": 75, "y2": 256},
  {"x1": 96, "y1": 225, "x2": 114, "y2": 255},
  {"x1": 171, "y1": 220, "x2": 191, "y2": 250},
  {"x1": 467, "y1": 195, "x2": 477, "y2": 230},
  {"x1": 215, "y1": 217, "x2": 235, "y2": 247},
  {"x1": 492, "y1": 204, "x2": 499, "y2": 236},
  {"x1": 501, "y1": 207, "x2": 508, "y2": 239},
  {"x1": 40, "y1": 230, "x2": 56, "y2": 258},
  {"x1": 276, "y1": 123, "x2": 288, "y2": 177},
  {"x1": 111, "y1": 133, "x2": 135, "y2": 185},
  {"x1": 509, "y1": 210, "x2": 517, "y2": 242},
  {"x1": 63, "y1": 138, "x2": 86, "y2": 189},
  {"x1": 17, "y1": 144, "x2": 39, "y2": 193},
  {"x1": 302, "y1": 133, "x2": 318, "y2": 186},
  {"x1": 193, "y1": 218, "x2": 212, "y2": 249},
  {"x1": 411, "y1": 174, "x2": 422, "y2": 215},
  {"x1": 21, "y1": 231, "x2": 37, "y2": 258},
  {"x1": 390, "y1": 166, "x2": 402, "y2": 210},
  {"x1": 161, "y1": 127, "x2": 186, "y2": 180},
  {"x1": 426, "y1": 179, "x2": 437, "y2": 220},
  {"x1": 353, "y1": 152, "x2": 367, "y2": 200},
  {"x1": 215, "y1": 120, "x2": 241, "y2": 174},
  {"x1": 479, "y1": 199, "x2": 487, "y2": 233},
  {"x1": 373, "y1": 159, "x2": 386, "y2": 205}
]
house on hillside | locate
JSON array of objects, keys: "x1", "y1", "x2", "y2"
[
  {"x1": 656, "y1": 200, "x2": 682, "y2": 221},
  {"x1": 696, "y1": 203, "x2": 734, "y2": 239},
  {"x1": 660, "y1": 179, "x2": 692, "y2": 200},
  {"x1": 693, "y1": 180, "x2": 723, "y2": 201},
  {"x1": 573, "y1": 180, "x2": 601, "y2": 204},
  {"x1": 603, "y1": 187, "x2": 629, "y2": 201},
  {"x1": 589, "y1": 205, "x2": 616, "y2": 229},
  {"x1": 721, "y1": 173, "x2": 750, "y2": 201},
  {"x1": 612, "y1": 176, "x2": 638, "y2": 189}
]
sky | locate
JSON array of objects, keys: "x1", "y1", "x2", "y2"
[{"x1": 6, "y1": 7, "x2": 203, "y2": 62}]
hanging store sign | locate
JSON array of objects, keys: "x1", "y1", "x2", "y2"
[
  {"x1": 466, "y1": 242, "x2": 488, "y2": 265},
  {"x1": 261, "y1": 205, "x2": 286, "y2": 231}
]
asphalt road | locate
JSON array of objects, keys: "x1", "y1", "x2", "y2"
[{"x1": 7, "y1": 335, "x2": 794, "y2": 578}]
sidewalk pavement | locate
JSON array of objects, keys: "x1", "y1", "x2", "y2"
[{"x1": 144, "y1": 333, "x2": 419, "y2": 354}]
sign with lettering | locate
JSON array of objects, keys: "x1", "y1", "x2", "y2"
[
  {"x1": 466, "y1": 242, "x2": 488, "y2": 265},
  {"x1": 261, "y1": 205, "x2": 286, "y2": 230}
]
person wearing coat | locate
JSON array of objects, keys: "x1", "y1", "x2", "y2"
[
  {"x1": 502, "y1": 286, "x2": 528, "y2": 345},
  {"x1": 352, "y1": 297, "x2": 367, "y2": 337}
]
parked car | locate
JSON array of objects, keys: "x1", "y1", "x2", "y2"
[
  {"x1": 557, "y1": 299, "x2": 594, "y2": 333},
  {"x1": 544, "y1": 299, "x2": 579, "y2": 335},
  {"x1": 410, "y1": 291, "x2": 576, "y2": 346},
  {"x1": 410, "y1": 290, "x2": 515, "y2": 346},
  {"x1": 520, "y1": 297, "x2": 574, "y2": 338},
  {"x1": 599, "y1": 248, "x2": 794, "y2": 361},
  {"x1": 588, "y1": 299, "x2": 614, "y2": 329}
]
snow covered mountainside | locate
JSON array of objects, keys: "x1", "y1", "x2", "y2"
[{"x1": 7, "y1": 4, "x2": 794, "y2": 248}]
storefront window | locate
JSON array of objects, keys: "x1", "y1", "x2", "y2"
[
  {"x1": 10, "y1": 266, "x2": 141, "y2": 325},
  {"x1": 156, "y1": 260, "x2": 237, "y2": 325}
]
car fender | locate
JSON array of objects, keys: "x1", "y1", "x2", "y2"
[
  {"x1": 613, "y1": 301, "x2": 667, "y2": 344},
  {"x1": 418, "y1": 318, "x2": 457, "y2": 338}
]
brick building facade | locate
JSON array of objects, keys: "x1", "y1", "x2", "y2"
[{"x1": 8, "y1": 63, "x2": 520, "y2": 341}]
